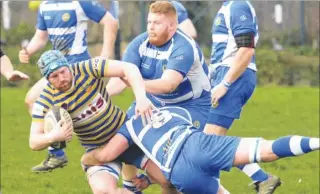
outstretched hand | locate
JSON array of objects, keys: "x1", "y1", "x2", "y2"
[{"x1": 5, "y1": 70, "x2": 29, "y2": 81}]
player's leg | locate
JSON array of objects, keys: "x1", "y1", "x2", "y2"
[
  {"x1": 29, "y1": 77, "x2": 67, "y2": 172},
  {"x1": 206, "y1": 66, "x2": 273, "y2": 187},
  {"x1": 169, "y1": 140, "x2": 221, "y2": 194},
  {"x1": 234, "y1": 136, "x2": 319, "y2": 192},
  {"x1": 122, "y1": 164, "x2": 144, "y2": 194},
  {"x1": 233, "y1": 136, "x2": 319, "y2": 165},
  {"x1": 86, "y1": 162, "x2": 132, "y2": 194},
  {"x1": 120, "y1": 104, "x2": 146, "y2": 194}
]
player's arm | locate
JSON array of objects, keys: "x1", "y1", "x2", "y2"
[
  {"x1": 87, "y1": 57, "x2": 154, "y2": 121},
  {"x1": 1, "y1": 50, "x2": 29, "y2": 81},
  {"x1": 29, "y1": 95, "x2": 71, "y2": 150},
  {"x1": 81, "y1": 134, "x2": 130, "y2": 165},
  {"x1": 144, "y1": 44, "x2": 194, "y2": 94},
  {"x1": 99, "y1": 12, "x2": 118, "y2": 59},
  {"x1": 106, "y1": 35, "x2": 143, "y2": 96},
  {"x1": 144, "y1": 70, "x2": 183, "y2": 94},
  {"x1": 19, "y1": 7, "x2": 49, "y2": 63},
  {"x1": 179, "y1": 19, "x2": 197, "y2": 39},
  {"x1": 221, "y1": 2, "x2": 255, "y2": 84},
  {"x1": 24, "y1": 29, "x2": 49, "y2": 56},
  {"x1": 29, "y1": 121, "x2": 52, "y2": 151},
  {"x1": 105, "y1": 60, "x2": 148, "y2": 103}
]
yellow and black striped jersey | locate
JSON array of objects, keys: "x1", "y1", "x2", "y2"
[{"x1": 32, "y1": 58, "x2": 126, "y2": 148}]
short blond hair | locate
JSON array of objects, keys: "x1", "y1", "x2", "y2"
[{"x1": 149, "y1": 1, "x2": 177, "y2": 19}]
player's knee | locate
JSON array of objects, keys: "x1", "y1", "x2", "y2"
[{"x1": 259, "y1": 139, "x2": 277, "y2": 162}]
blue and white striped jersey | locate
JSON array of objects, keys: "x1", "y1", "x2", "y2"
[
  {"x1": 37, "y1": 1, "x2": 109, "y2": 63},
  {"x1": 118, "y1": 107, "x2": 196, "y2": 178},
  {"x1": 210, "y1": 1, "x2": 259, "y2": 71},
  {"x1": 123, "y1": 30, "x2": 211, "y2": 106}
]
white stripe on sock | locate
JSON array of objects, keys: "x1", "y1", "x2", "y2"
[
  {"x1": 122, "y1": 180, "x2": 134, "y2": 186},
  {"x1": 242, "y1": 163, "x2": 261, "y2": 177},
  {"x1": 310, "y1": 138, "x2": 320, "y2": 150},
  {"x1": 289, "y1": 136, "x2": 304, "y2": 155}
]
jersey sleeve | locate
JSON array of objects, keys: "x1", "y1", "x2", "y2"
[
  {"x1": 171, "y1": 1, "x2": 189, "y2": 24},
  {"x1": 79, "y1": 0, "x2": 108, "y2": 23},
  {"x1": 230, "y1": 2, "x2": 255, "y2": 36},
  {"x1": 167, "y1": 41, "x2": 194, "y2": 77},
  {"x1": 122, "y1": 34, "x2": 147, "y2": 68},
  {"x1": 36, "y1": 8, "x2": 47, "y2": 30},
  {"x1": 109, "y1": 1, "x2": 119, "y2": 20},
  {"x1": 74, "y1": 58, "x2": 109, "y2": 79},
  {"x1": 32, "y1": 86, "x2": 54, "y2": 122}
]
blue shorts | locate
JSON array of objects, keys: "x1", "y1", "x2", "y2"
[
  {"x1": 126, "y1": 102, "x2": 210, "y2": 131},
  {"x1": 208, "y1": 66, "x2": 256, "y2": 129},
  {"x1": 169, "y1": 132, "x2": 240, "y2": 194}
]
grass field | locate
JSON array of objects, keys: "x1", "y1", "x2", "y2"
[{"x1": 1, "y1": 87, "x2": 319, "y2": 194}]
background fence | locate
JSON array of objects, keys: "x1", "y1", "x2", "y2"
[{"x1": 0, "y1": 1, "x2": 319, "y2": 87}]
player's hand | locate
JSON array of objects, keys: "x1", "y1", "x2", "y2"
[
  {"x1": 132, "y1": 174, "x2": 152, "y2": 191},
  {"x1": 135, "y1": 97, "x2": 156, "y2": 126},
  {"x1": 19, "y1": 49, "x2": 30, "y2": 63},
  {"x1": 49, "y1": 120, "x2": 73, "y2": 142},
  {"x1": 5, "y1": 70, "x2": 29, "y2": 81},
  {"x1": 211, "y1": 82, "x2": 229, "y2": 107}
]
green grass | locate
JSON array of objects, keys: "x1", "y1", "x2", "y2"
[{"x1": 1, "y1": 87, "x2": 319, "y2": 194}]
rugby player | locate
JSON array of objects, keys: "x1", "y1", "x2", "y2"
[
  {"x1": 82, "y1": 106, "x2": 320, "y2": 194},
  {"x1": 19, "y1": 0, "x2": 119, "y2": 172},
  {"x1": 207, "y1": 1, "x2": 280, "y2": 192},
  {"x1": 28, "y1": 50, "x2": 154, "y2": 194}
]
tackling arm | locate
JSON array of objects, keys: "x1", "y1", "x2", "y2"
[
  {"x1": 144, "y1": 69, "x2": 183, "y2": 94},
  {"x1": 81, "y1": 134, "x2": 130, "y2": 165}
]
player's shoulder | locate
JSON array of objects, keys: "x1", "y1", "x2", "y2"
[
  {"x1": 171, "y1": 1, "x2": 187, "y2": 12},
  {"x1": 39, "y1": 1, "x2": 76, "y2": 12},
  {"x1": 173, "y1": 30, "x2": 195, "y2": 50},
  {"x1": 230, "y1": 1, "x2": 253, "y2": 12}
]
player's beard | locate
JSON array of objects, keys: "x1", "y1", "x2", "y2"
[
  {"x1": 56, "y1": 75, "x2": 73, "y2": 92},
  {"x1": 57, "y1": 80, "x2": 72, "y2": 92},
  {"x1": 148, "y1": 29, "x2": 169, "y2": 46}
]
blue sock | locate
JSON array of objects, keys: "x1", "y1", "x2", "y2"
[
  {"x1": 272, "y1": 136, "x2": 319, "y2": 158},
  {"x1": 237, "y1": 164, "x2": 269, "y2": 182},
  {"x1": 49, "y1": 149, "x2": 65, "y2": 157},
  {"x1": 123, "y1": 179, "x2": 143, "y2": 194}
]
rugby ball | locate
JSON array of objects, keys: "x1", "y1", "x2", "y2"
[{"x1": 44, "y1": 106, "x2": 73, "y2": 149}]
